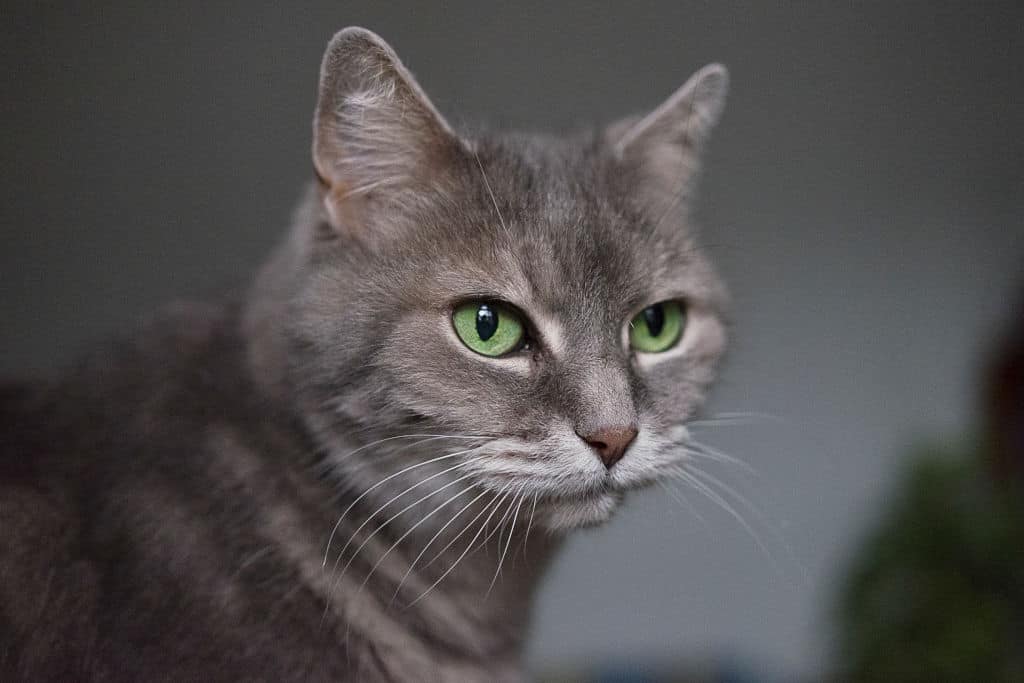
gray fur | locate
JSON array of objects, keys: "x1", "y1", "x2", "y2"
[{"x1": 0, "y1": 27, "x2": 729, "y2": 681}]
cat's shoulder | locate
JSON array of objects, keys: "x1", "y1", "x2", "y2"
[
  {"x1": 54, "y1": 299, "x2": 247, "y2": 419},
  {"x1": 0, "y1": 379, "x2": 102, "y2": 679},
  {"x1": 0, "y1": 298, "x2": 254, "y2": 540},
  {"x1": 0, "y1": 299, "x2": 287, "y2": 679}
]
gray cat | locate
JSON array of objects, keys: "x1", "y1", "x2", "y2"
[{"x1": 0, "y1": 27, "x2": 729, "y2": 682}]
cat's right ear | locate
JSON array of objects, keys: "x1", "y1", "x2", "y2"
[{"x1": 312, "y1": 28, "x2": 464, "y2": 238}]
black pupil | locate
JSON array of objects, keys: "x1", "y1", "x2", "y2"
[
  {"x1": 476, "y1": 304, "x2": 499, "y2": 341},
  {"x1": 643, "y1": 304, "x2": 665, "y2": 336}
]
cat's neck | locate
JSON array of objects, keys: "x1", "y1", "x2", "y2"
[
  {"x1": 268, "y1": 431, "x2": 561, "y2": 669},
  {"x1": 304, "y1": 437, "x2": 562, "y2": 663},
  {"x1": 242, "y1": 183, "x2": 320, "y2": 401},
  {"x1": 369, "y1": 507, "x2": 560, "y2": 657}
]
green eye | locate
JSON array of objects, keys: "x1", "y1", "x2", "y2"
[
  {"x1": 452, "y1": 302, "x2": 526, "y2": 357},
  {"x1": 629, "y1": 301, "x2": 686, "y2": 353}
]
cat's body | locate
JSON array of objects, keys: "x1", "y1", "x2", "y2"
[
  {"x1": 1, "y1": 301, "x2": 539, "y2": 681},
  {"x1": 0, "y1": 28, "x2": 729, "y2": 681}
]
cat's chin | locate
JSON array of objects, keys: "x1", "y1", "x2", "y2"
[{"x1": 535, "y1": 490, "x2": 624, "y2": 532}]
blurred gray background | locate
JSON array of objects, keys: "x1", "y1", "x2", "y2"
[{"x1": 3, "y1": 1, "x2": 1022, "y2": 678}]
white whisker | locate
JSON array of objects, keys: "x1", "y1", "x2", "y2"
[
  {"x1": 421, "y1": 486, "x2": 509, "y2": 570},
  {"x1": 323, "y1": 445, "x2": 487, "y2": 566},
  {"x1": 473, "y1": 151, "x2": 513, "y2": 243},
  {"x1": 408, "y1": 486, "x2": 515, "y2": 608},
  {"x1": 685, "y1": 464, "x2": 805, "y2": 581},
  {"x1": 487, "y1": 491, "x2": 524, "y2": 596},
  {"x1": 473, "y1": 487, "x2": 520, "y2": 557},
  {"x1": 344, "y1": 434, "x2": 488, "y2": 474},
  {"x1": 657, "y1": 479, "x2": 711, "y2": 534},
  {"x1": 681, "y1": 439, "x2": 757, "y2": 475},
  {"x1": 355, "y1": 481, "x2": 479, "y2": 600},
  {"x1": 331, "y1": 455, "x2": 486, "y2": 577},
  {"x1": 671, "y1": 466, "x2": 772, "y2": 560},
  {"x1": 517, "y1": 490, "x2": 540, "y2": 562},
  {"x1": 334, "y1": 433, "x2": 485, "y2": 463},
  {"x1": 389, "y1": 488, "x2": 491, "y2": 605},
  {"x1": 708, "y1": 411, "x2": 782, "y2": 422}
]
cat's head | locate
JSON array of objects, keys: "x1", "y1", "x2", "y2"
[{"x1": 285, "y1": 28, "x2": 728, "y2": 532}]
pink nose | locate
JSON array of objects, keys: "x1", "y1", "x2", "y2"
[{"x1": 577, "y1": 426, "x2": 638, "y2": 469}]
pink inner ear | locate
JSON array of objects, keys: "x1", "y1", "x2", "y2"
[{"x1": 322, "y1": 188, "x2": 345, "y2": 233}]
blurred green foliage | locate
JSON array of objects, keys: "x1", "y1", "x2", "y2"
[{"x1": 836, "y1": 444, "x2": 1024, "y2": 681}]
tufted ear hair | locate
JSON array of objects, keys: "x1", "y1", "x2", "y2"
[
  {"x1": 312, "y1": 27, "x2": 466, "y2": 238},
  {"x1": 610, "y1": 63, "x2": 728, "y2": 218}
]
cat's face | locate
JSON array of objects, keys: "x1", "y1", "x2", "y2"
[{"x1": 291, "y1": 29, "x2": 728, "y2": 532}]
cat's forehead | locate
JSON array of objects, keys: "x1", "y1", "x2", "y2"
[
  {"x1": 499, "y1": 139, "x2": 692, "y2": 266},
  {"x1": 412, "y1": 137, "x2": 710, "y2": 328}
]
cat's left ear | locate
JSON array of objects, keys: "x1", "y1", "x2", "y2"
[
  {"x1": 312, "y1": 27, "x2": 465, "y2": 238},
  {"x1": 610, "y1": 64, "x2": 728, "y2": 211}
]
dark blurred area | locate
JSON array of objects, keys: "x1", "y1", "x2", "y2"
[
  {"x1": 987, "y1": 291, "x2": 1024, "y2": 487},
  {"x1": 2, "y1": 2, "x2": 1022, "y2": 680},
  {"x1": 835, "y1": 296, "x2": 1024, "y2": 682}
]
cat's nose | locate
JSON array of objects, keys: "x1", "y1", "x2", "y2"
[{"x1": 577, "y1": 426, "x2": 638, "y2": 469}]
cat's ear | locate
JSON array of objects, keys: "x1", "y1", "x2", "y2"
[
  {"x1": 610, "y1": 63, "x2": 728, "y2": 213},
  {"x1": 312, "y1": 27, "x2": 464, "y2": 237}
]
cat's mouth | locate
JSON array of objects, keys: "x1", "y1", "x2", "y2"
[{"x1": 462, "y1": 433, "x2": 677, "y2": 529}]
